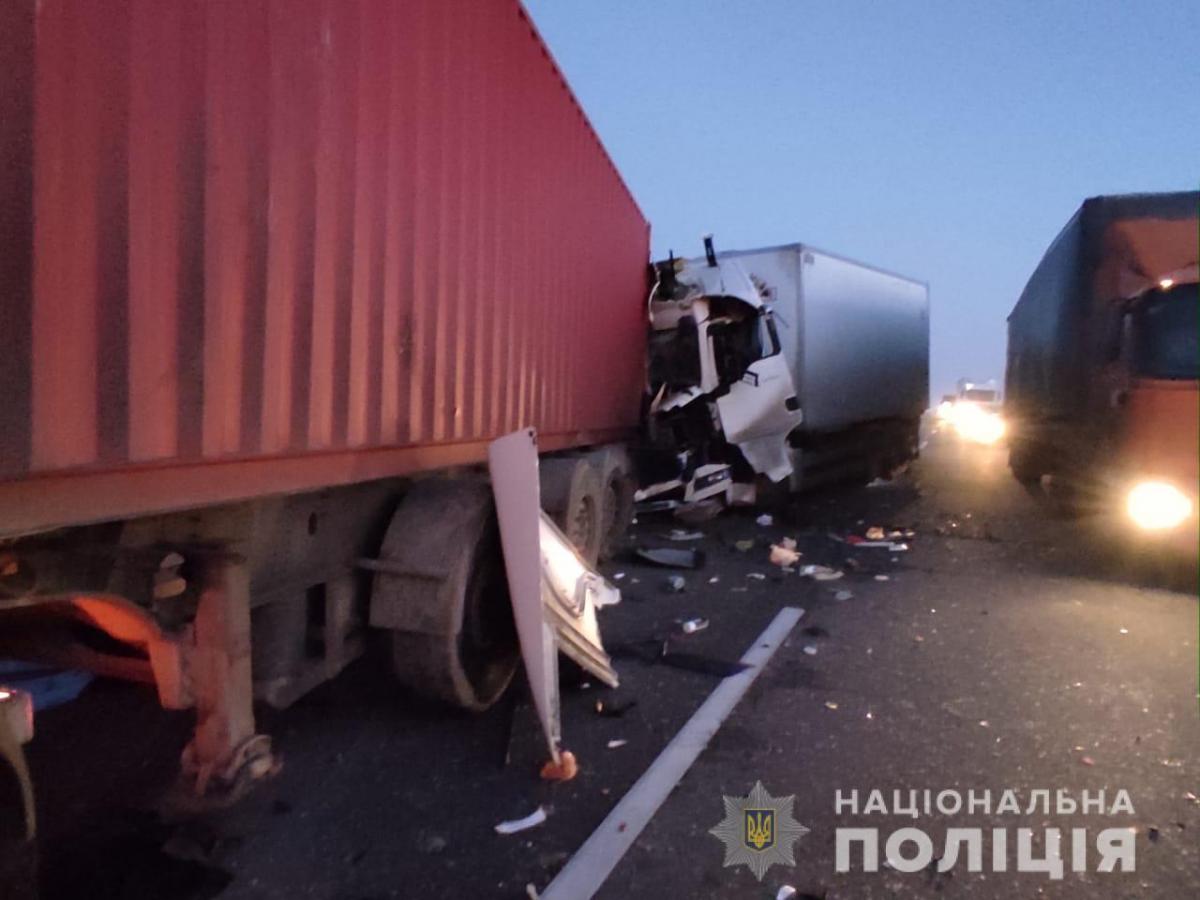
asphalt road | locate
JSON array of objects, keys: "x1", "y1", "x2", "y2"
[{"x1": 23, "y1": 425, "x2": 1200, "y2": 899}]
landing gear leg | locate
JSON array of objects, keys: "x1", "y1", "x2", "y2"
[{"x1": 175, "y1": 557, "x2": 276, "y2": 807}]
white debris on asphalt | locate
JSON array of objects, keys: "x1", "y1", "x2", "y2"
[
  {"x1": 803, "y1": 645, "x2": 818, "y2": 656},
  {"x1": 606, "y1": 739, "x2": 628, "y2": 749},
  {"x1": 495, "y1": 806, "x2": 548, "y2": 835},
  {"x1": 834, "y1": 590, "x2": 853, "y2": 601},
  {"x1": 756, "y1": 514, "x2": 774, "y2": 526},
  {"x1": 747, "y1": 572, "x2": 767, "y2": 580}
]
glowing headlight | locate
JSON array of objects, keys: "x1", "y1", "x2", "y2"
[
  {"x1": 1127, "y1": 481, "x2": 1193, "y2": 531},
  {"x1": 952, "y1": 404, "x2": 1006, "y2": 445}
]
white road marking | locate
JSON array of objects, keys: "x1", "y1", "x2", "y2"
[{"x1": 540, "y1": 605, "x2": 805, "y2": 900}]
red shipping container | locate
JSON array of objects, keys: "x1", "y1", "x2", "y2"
[{"x1": 0, "y1": 0, "x2": 650, "y2": 537}]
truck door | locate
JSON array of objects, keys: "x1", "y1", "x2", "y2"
[{"x1": 712, "y1": 312, "x2": 803, "y2": 481}]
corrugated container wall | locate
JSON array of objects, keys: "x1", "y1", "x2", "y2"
[{"x1": 0, "y1": 0, "x2": 650, "y2": 536}]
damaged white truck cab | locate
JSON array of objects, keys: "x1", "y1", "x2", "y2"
[
  {"x1": 645, "y1": 237, "x2": 930, "y2": 503},
  {"x1": 647, "y1": 238, "x2": 804, "y2": 496}
]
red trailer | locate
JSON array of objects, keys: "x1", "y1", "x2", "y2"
[{"x1": 0, "y1": 0, "x2": 648, "y2": 806}]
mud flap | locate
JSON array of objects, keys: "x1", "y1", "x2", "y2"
[{"x1": 488, "y1": 430, "x2": 619, "y2": 764}]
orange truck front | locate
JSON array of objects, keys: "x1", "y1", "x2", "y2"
[{"x1": 1005, "y1": 192, "x2": 1199, "y2": 554}]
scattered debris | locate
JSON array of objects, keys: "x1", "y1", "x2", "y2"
[
  {"x1": 613, "y1": 572, "x2": 626, "y2": 581},
  {"x1": 663, "y1": 575, "x2": 686, "y2": 593},
  {"x1": 594, "y1": 699, "x2": 637, "y2": 718},
  {"x1": 799, "y1": 564, "x2": 843, "y2": 581},
  {"x1": 834, "y1": 590, "x2": 853, "y2": 601},
  {"x1": 770, "y1": 540, "x2": 802, "y2": 567},
  {"x1": 866, "y1": 477, "x2": 889, "y2": 487},
  {"x1": 675, "y1": 499, "x2": 724, "y2": 524},
  {"x1": 846, "y1": 536, "x2": 909, "y2": 551},
  {"x1": 1161, "y1": 758, "x2": 1184, "y2": 768},
  {"x1": 680, "y1": 618, "x2": 709, "y2": 635},
  {"x1": 495, "y1": 806, "x2": 549, "y2": 835},
  {"x1": 756, "y1": 514, "x2": 774, "y2": 526},
  {"x1": 776, "y1": 887, "x2": 797, "y2": 900},
  {"x1": 606, "y1": 739, "x2": 628, "y2": 750},
  {"x1": 663, "y1": 529, "x2": 705, "y2": 541},
  {"x1": 734, "y1": 539, "x2": 755, "y2": 552},
  {"x1": 1080, "y1": 756, "x2": 1095, "y2": 767},
  {"x1": 874, "y1": 574, "x2": 890, "y2": 582},
  {"x1": 540, "y1": 751, "x2": 579, "y2": 782},
  {"x1": 638, "y1": 547, "x2": 705, "y2": 569},
  {"x1": 802, "y1": 645, "x2": 818, "y2": 656},
  {"x1": 708, "y1": 576, "x2": 721, "y2": 584},
  {"x1": 824, "y1": 701, "x2": 839, "y2": 710},
  {"x1": 747, "y1": 572, "x2": 767, "y2": 581}
]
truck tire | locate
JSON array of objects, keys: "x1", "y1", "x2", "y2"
[
  {"x1": 591, "y1": 448, "x2": 635, "y2": 561},
  {"x1": 1008, "y1": 439, "x2": 1044, "y2": 486},
  {"x1": 372, "y1": 480, "x2": 518, "y2": 711},
  {"x1": 539, "y1": 457, "x2": 603, "y2": 565}
]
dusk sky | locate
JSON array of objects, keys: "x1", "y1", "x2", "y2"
[{"x1": 524, "y1": 0, "x2": 1200, "y2": 399}]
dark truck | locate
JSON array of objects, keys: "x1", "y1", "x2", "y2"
[{"x1": 1005, "y1": 192, "x2": 1198, "y2": 549}]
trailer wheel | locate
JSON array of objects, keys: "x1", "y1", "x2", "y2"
[
  {"x1": 539, "y1": 458, "x2": 603, "y2": 565},
  {"x1": 592, "y1": 449, "x2": 635, "y2": 561},
  {"x1": 1008, "y1": 439, "x2": 1044, "y2": 486},
  {"x1": 373, "y1": 480, "x2": 518, "y2": 711}
]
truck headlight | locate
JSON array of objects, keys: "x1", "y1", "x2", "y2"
[
  {"x1": 953, "y1": 404, "x2": 1006, "y2": 445},
  {"x1": 1126, "y1": 481, "x2": 1193, "y2": 531}
]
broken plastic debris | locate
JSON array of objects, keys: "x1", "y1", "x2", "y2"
[
  {"x1": 747, "y1": 572, "x2": 767, "y2": 581},
  {"x1": 613, "y1": 572, "x2": 625, "y2": 581},
  {"x1": 663, "y1": 575, "x2": 686, "y2": 593},
  {"x1": 756, "y1": 514, "x2": 774, "y2": 526},
  {"x1": 637, "y1": 547, "x2": 705, "y2": 569},
  {"x1": 734, "y1": 539, "x2": 755, "y2": 552},
  {"x1": 594, "y1": 699, "x2": 637, "y2": 718},
  {"x1": 769, "y1": 542, "x2": 802, "y2": 567},
  {"x1": 539, "y1": 750, "x2": 578, "y2": 782},
  {"x1": 834, "y1": 590, "x2": 853, "y2": 601},
  {"x1": 606, "y1": 739, "x2": 628, "y2": 750},
  {"x1": 663, "y1": 529, "x2": 705, "y2": 541},
  {"x1": 707, "y1": 576, "x2": 720, "y2": 584},
  {"x1": 824, "y1": 701, "x2": 839, "y2": 710},
  {"x1": 802, "y1": 645, "x2": 818, "y2": 656},
  {"x1": 495, "y1": 806, "x2": 548, "y2": 835},
  {"x1": 681, "y1": 618, "x2": 709, "y2": 634},
  {"x1": 799, "y1": 564, "x2": 843, "y2": 581}
]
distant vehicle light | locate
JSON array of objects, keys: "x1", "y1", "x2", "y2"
[
  {"x1": 952, "y1": 403, "x2": 1006, "y2": 445},
  {"x1": 1127, "y1": 481, "x2": 1192, "y2": 531},
  {"x1": 1158, "y1": 278, "x2": 1174, "y2": 290}
]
